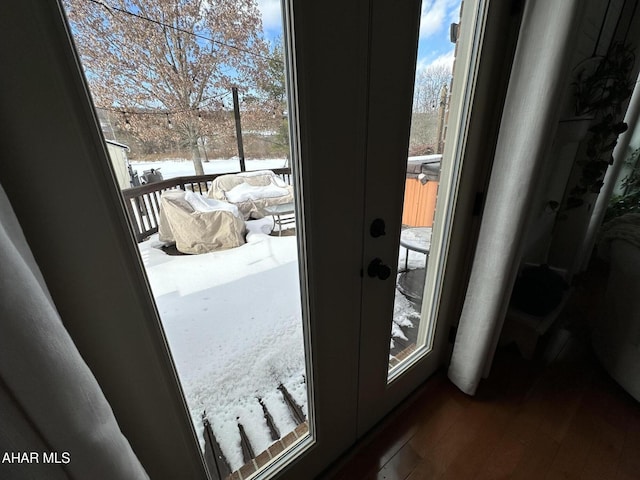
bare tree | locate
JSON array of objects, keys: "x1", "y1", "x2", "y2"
[
  {"x1": 409, "y1": 64, "x2": 452, "y2": 155},
  {"x1": 413, "y1": 64, "x2": 452, "y2": 114},
  {"x1": 64, "y1": 0, "x2": 268, "y2": 175}
]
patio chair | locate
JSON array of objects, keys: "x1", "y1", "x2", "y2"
[{"x1": 159, "y1": 190, "x2": 246, "y2": 254}]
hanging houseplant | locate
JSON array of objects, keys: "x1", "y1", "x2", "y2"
[{"x1": 564, "y1": 42, "x2": 635, "y2": 210}]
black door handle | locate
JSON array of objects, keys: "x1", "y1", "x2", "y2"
[{"x1": 368, "y1": 258, "x2": 391, "y2": 280}]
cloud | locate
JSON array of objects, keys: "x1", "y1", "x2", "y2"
[
  {"x1": 257, "y1": 0, "x2": 282, "y2": 34},
  {"x1": 419, "y1": 0, "x2": 460, "y2": 39},
  {"x1": 416, "y1": 49, "x2": 455, "y2": 73}
]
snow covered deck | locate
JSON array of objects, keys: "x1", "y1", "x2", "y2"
[
  {"x1": 132, "y1": 160, "x2": 425, "y2": 475},
  {"x1": 138, "y1": 218, "x2": 424, "y2": 475},
  {"x1": 139, "y1": 217, "x2": 306, "y2": 472}
]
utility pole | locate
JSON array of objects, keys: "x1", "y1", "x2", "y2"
[
  {"x1": 232, "y1": 86, "x2": 246, "y2": 172},
  {"x1": 435, "y1": 84, "x2": 448, "y2": 154}
]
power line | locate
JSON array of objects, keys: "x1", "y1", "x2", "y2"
[{"x1": 85, "y1": 0, "x2": 282, "y2": 64}]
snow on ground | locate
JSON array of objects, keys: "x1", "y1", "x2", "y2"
[
  {"x1": 390, "y1": 248, "x2": 424, "y2": 350},
  {"x1": 139, "y1": 217, "x2": 305, "y2": 471},
  {"x1": 130, "y1": 157, "x2": 289, "y2": 180},
  {"x1": 134, "y1": 162, "x2": 423, "y2": 471}
]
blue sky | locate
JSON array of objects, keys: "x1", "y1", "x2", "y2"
[
  {"x1": 417, "y1": 0, "x2": 461, "y2": 71},
  {"x1": 257, "y1": 0, "x2": 461, "y2": 71}
]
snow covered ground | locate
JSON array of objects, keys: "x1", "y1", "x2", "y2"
[
  {"x1": 140, "y1": 217, "x2": 305, "y2": 471},
  {"x1": 134, "y1": 158, "x2": 422, "y2": 472},
  {"x1": 130, "y1": 157, "x2": 289, "y2": 181}
]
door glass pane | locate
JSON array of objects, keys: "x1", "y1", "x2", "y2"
[
  {"x1": 389, "y1": 0, "x2": 463, "y2": 377},
  {"x1": 62, "y1": 0, "x2": 312, "y2": 476}
]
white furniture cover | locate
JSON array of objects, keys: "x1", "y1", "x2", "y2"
[
  {"x1": 207, "y1": 170, "x2": 294, "y2": 220},
  {"x1": 159, "y1": 190, "x2": 245, "y2": 254}
]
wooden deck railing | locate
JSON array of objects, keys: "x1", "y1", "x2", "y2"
[{"x1": 121, "y1": 168, "x2": 292, "y2": 242}]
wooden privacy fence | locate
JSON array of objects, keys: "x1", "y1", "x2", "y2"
[
  {"x1": 402, "y1": 179, "x2": 439, "y2": 227},
  {"x1": 121, "y1": 168, "x2": 292, "y2": 242},
  {"x1": 403, "y1": 155, "x2": 441, "y2": 227}
]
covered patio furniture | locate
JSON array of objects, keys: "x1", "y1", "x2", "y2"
[
  {"x1": 159, "y1": 190, "x2": 246, "y2": 254},
  {"x1": 207, "y1": 170, "x2": 293, "y2": 220}
]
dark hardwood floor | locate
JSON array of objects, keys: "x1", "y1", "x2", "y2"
[{"x1": 320, "y1": 263, "x2": 640, "y2": 479}]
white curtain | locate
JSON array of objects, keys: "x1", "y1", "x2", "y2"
[
  {"x1": 448, "y1": 0, "x2": 582, "y2": 395},
  {"x1": 0, "y1": 184, "x2": 148, "y2": 479}
]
